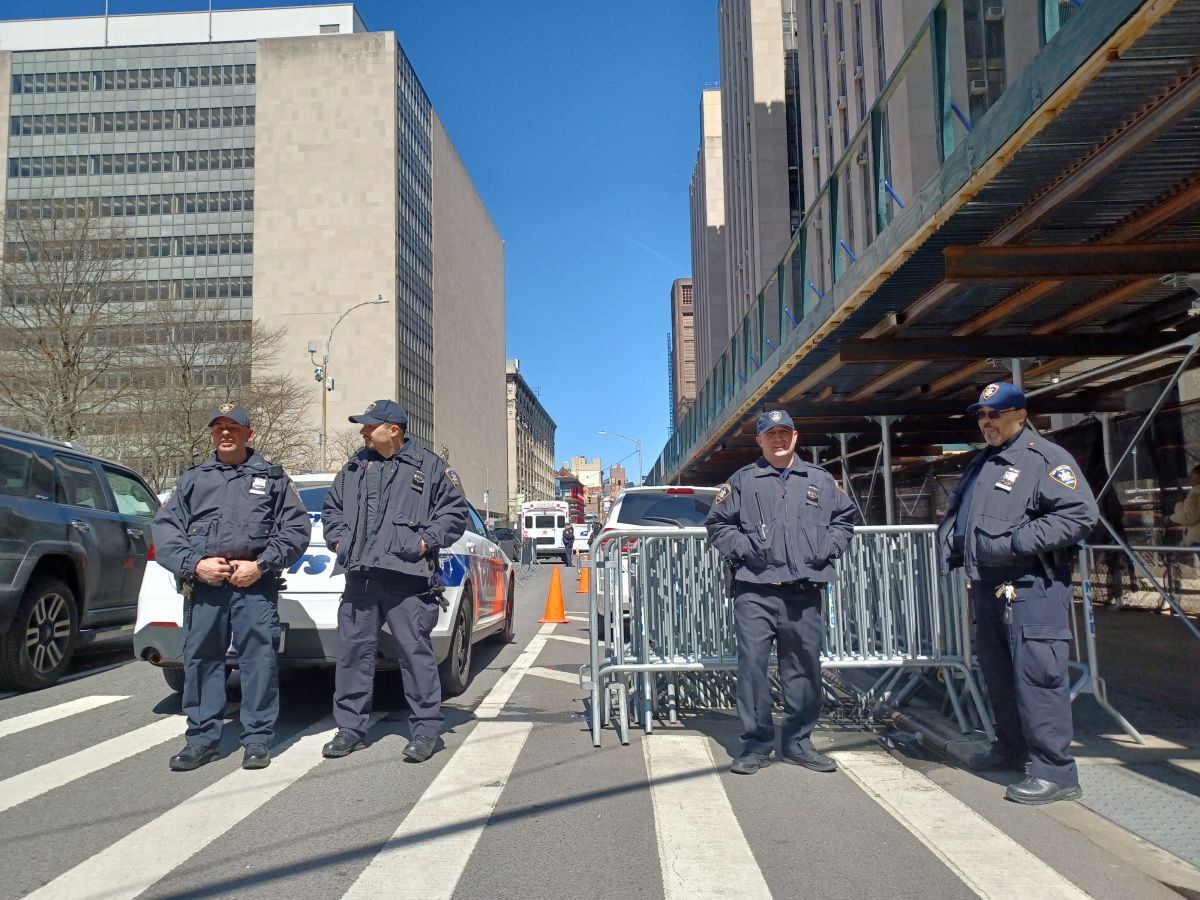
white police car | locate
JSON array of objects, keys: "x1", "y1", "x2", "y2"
[{"x1": 133, "y1": 474, "x2": 515, "y2": 696}]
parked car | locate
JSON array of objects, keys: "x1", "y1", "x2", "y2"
[
  {"x1": 491, "y1": 526, "x2": 519, "y2": 561},
  {"x1": 592, "y1": 486, "x2": 719, "y2": 629},
  {"x1": 134, "y1": 473, "x2": 516, "y2": 696},
  {"x1": 0, "y1": 427, "x2": 159, "y2": 690}
]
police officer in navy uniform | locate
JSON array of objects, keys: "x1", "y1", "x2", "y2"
[
  {"x1": 153, "y1": 402, "x2": 311, "y2": 772},
  {"x1": 937, "y1": 382, "x2": 1098, "y2": 804},
  {"x1": 706, "y1": 409, "x2": 857, "y2": 775},
  {"x1": 320, "y1": 400, "x2": 469, "y2": 763}
]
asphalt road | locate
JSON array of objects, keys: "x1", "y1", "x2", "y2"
[{"x1": 0, "y1": 565, "x2": 1194, "y2": 899}]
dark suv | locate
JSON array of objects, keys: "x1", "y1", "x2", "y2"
[{"x1": 0, "y1": 427, "x2": 159, "y2": 690}]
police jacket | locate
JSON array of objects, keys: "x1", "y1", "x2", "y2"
[
  {"x1": 936, "y1": 425, "x2": 1099, "y2": 581},
  {"x1": 322, "y1": 440, "x2": 469, "y2": 580},
  {"x1": 153, "y1": 449, "x2": 311, "y2": 580},
  {"x1": 706, "y1": 456, "x2": 857, "y2": 585}
]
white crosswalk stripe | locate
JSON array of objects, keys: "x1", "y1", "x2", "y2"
[
  {"x1": 0, "y1": 714, "x2": 182, "y2": 814},
  {"x1": 25, "y1": 717, "x2": 380, "y2": 900},
  {"x1": 835, "y1": 749, "x2": 1091, "y2": 900},
  {"x1": 545, "y1": 633, "x2": 589, "y2": 646},
  {"x1": 0, "y1": 695, "x2": 127, "y2": 739},
  {"x1": 526, "y1": 665, "x2": 580, "y2": 685},
  {"x1": 645, "y1": 734, "x2": 773, "y2": 900}
]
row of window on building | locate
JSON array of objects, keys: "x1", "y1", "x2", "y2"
[
  {"x1": 6, "y1": 190, "x2": 255, "y2": 221},
  {"x1": 98, "y1": 364, "x2": 248, "y2": 391},
  {"x1": 9, "y1": 105, "x2": 256, "y2": 137},
  {"x1": 91, "y1": 319, "x2": 253, "y2": 349},
  {"x1": 8, "y1": 147, "x2": 254, "y2": 178},
  {"x1": 10, "y1": 231, "x2": 253, "y2": 263},
  {"x1": 10, "y1": 64, "x2": 256, "y2": 95},
  {"x1": 4, "y1": 276, "x2": 253, "y2": 308}
]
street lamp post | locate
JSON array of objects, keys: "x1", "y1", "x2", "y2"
[
  {"x1": 309, "y1": 295, "x2": 389, "y2": 471},
  {"x1": 597, "y1": 430, "x2": 643, "y2": 486}
]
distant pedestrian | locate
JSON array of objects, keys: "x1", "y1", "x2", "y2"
[
  {"x1": 1167, "y1": 465, "x2": 1200, "y2": 546},
  {"x1": 937, "y1": 382, "x2": 1097, "y2": 805},
  {"x1": 153, "y1": 402, "x2": 311, "y2": 772},
  {"x1": 320, "y1": 400, "x2": 469, "y2": 764},
  {"x1": 562, "y1": 522, "x2": 575, "y2": 566},
  {"x1": 706, "y1": 409, "x2": 856, "y2": 775}
]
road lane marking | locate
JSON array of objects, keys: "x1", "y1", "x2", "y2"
[
  {"x1": 474, "y1": 621, "x2": 556, "y2": 719},
  {"x1": 545, "y1": 634, "x2": 589, "y2": 646},
  {"x1": 565, "y1": 614, "x2": 588, "y2": 622},
  {"x1": 835, "y1": 749, "x2": 1090, "y2": 900},
  {"x1": 24, "y1": 718, "x2": 369, "y2": 900},
  {"x1": 644, "y1": 735, "x2": 772, "y2": 900},
  {"x1": 527, "y1": 666, "x2": 580, "y2": 685},
  {"x1": 0, "y1": 696, "x2": 127, "y2": 739},
  {"x1": 343, "y1": 720, "x2": 533, "y2": 898},
  {"x1": 0, "y1": 715, "x2": 182, "y2": 814}
]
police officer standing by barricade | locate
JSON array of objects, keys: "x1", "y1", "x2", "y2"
[
  {"x1": 937, "y1": 382, "x2": 1098, "y2": 804},
  {"x1": 320, "y1": 400, "x2": 469, "y2": 763},
  {"x1": 706, "y1": 410, "x2": 856, "y2": 775},
  {"x1": 153, "y1": 402, "x2": 311, "y2": 772}
]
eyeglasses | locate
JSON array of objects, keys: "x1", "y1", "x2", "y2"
[{"x1": 973, "y1": 407, "x2": 1018, "y2": 421}]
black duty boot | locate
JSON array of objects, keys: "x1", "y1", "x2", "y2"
[
  {"x1": 1006, "y1": 777, "x2": 1082, "y2": 805},
  {"x1": 169, "y1": 743, "x2": 219, "y2": 772},
  {"x1": 730, "y1": 751, "x2": 771, "y2": 775},
  {"x1": 322, "y1": 729, "x2": 364, "y2": 758},
  {"x1": 779, "y1": 747, "x2": 838, "y2": 772},
  {"x1": 403, "y1": 735, "x2": 442, "y2": 763},
  {"x1": 242, "y1": 743, "x2": 271, "y2": 769},
  {"x1": 967, "y1": 745, "x2": 1026, "y2": 773}
]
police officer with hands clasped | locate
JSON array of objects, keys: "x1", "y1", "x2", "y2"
[
  {"x1": 153, "y1": 402, "x2": 311, "y2": 772},
  {"x1": 320, "y1": 400, "x2": 469, "y2": 763},
  {"x1": 706, "y1": 409, "x2": 857, "y2": 775},
  {"x1": 937, "y1": 382, "x2": 1098, "y2": 804}
]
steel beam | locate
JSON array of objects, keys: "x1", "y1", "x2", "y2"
[
  {"x1": 838, "y1": 332, "x2": 1175, "y2": 362},
  {"x1": 945, "y1": 243, "x2": 1200, "y2": 281}
]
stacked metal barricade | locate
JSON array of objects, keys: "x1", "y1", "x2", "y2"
[{"x1": 581, "y1": 525, "x2": 994, "y2": 747}]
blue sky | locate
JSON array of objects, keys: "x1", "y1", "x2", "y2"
[{"x1": 3, "y1": 0, "x2": 720, "y2": 481}]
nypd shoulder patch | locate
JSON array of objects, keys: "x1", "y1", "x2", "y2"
[
  {"x1": 715, "y1": 482, "x2": 732, "y2": 505},
  {"x1": 445, "y1": 467, "x2": 461, "y2": 490},
  {"x1": 1049, "y1": 464, "x2": 1077, "y2": 490}
]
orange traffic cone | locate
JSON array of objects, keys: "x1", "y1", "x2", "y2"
[
  {"x1": 576, "y1": 565, "x2": 590, "y2": 594},
  {"x1": 539, "y1": 565, "x2": 569, "y2": 624}
]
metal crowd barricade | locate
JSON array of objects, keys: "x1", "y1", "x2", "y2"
[{"x1": 580, "y1": 525, "x2": 994, "y2": 747}]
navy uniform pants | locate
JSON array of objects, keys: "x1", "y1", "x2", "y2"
[
  {"x1": 563, "y1": 541, "x2": 574, "y2": 566},
  {"x1": 972, "y1": 574, "x2": 1078, "y2": 785},
  {"x1": 182, "y1": 582, "x2": 280, "y2": 748},
  {"x1": 333, "y1": 571, "x2": 443, "y2": 739},
  {"x1": 734, "y1": 582, "x2": 823, "y2": 754}
]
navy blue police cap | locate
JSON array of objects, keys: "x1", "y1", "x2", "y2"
[
  {"x1": 756, "y1": 409, "x2": 795, "y2": 434},
  {"x1": 967, "y1": 382, "x2": 1027, "y2": 414},
  {"x1": 349, "y1": 399, "x2": 408, "y2": 426},
  {"x1": 207, "y1": 401, "x2": 251, "y2": 428}
]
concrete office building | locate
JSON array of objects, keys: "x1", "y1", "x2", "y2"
[
  {"x1": 0, "y1": 4, "x2": 505, "y2": 508},
  {"x1": 505, "y1": 358, "x2": 556, "y2": 525},
  {"x1": 689, "y1": 87, "x2": 729, "y2": 385},
  {"x1": 669, "y1": 278, "x2": 695, "y2": 428},
  {"x1": 570, "y1": 454, "x2": 603, "y2": 520},
  {"x1": 796, "y1": 0, "x2": 1042, "y2": 278},
  {"x1": 716, "y1": 0, "x2": 803, "y2": 323}
]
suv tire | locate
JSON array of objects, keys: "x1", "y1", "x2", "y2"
[
  {"x1": 162, "y1": 667, "x2": 186, "y2": 693},
  {"x1": 0, "y1": 576, "x2": 79, "y2": 690}
]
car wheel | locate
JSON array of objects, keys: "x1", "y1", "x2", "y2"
[
  {"x1": 162, "y1": 666, "x2": 186, "y2": 693},
  {"x1": 438, "y1": 586, "x2": 472, "y2": 697},
  {"x1": 493, "y1": 577, "x2": 516, "y2": 644},
  {"x1": 0, "y1": 576, "x2": 79, "y2": 691}
]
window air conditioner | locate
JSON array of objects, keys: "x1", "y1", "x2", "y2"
[
  {"x1": 985, "y1": 7, "x2": 1004, "y2": 22},
  {"x1": 836, "y1": 96, "x2": 848, "y2": 109},
  {"x1": 969, "y1": 79, "x2": 989, "y2": 96},
  {"x1": 854, "y1": 65, "x2": 864, "y2": 81}
]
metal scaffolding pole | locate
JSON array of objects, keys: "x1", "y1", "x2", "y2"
[{"x1": 876, "y1": 416, "x2": 897, "y2": 525}]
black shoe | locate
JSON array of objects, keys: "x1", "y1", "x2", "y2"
[
  {"x1": 242, "y1": 743, "x2": 271, "y2": 769},
  {"x1": 967, "y1": 746, "x2": 1026, "y2": 773},
  {"x1": 780, "y1": 747, "x2": 838, "y2": 772},
  {"x1": 322, "y1": 729, "x2": 364, "y2": 758},
  {"x1": 730, "y1": 751, "x2": 772, "y2": 775},
  {"x1": 1006, "y1": 776, "x2": 1082, "y2": 805},
  {"x1": 169, "y1": 743, "x2": 219, "y2": 772},
  {"x1": 403, "y1": 735, "x2": 442, "y2": 763}
]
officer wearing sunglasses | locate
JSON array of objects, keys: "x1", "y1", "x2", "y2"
[{"x1": 936, "y1": 382, "x2": 1098, "y2": 805}]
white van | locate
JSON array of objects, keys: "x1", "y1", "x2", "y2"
[{"x1": 520, "y1": 499, "x2": 570, "y2": 562}]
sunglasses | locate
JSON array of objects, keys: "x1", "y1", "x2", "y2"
[{"x1": 973, "y1": 407, "x2": 1018, "y2": 421}]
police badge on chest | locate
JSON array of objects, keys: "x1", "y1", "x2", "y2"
[
  {"x1": 995, "y1": 467, "x2": 1020, "y2": 492},
  {"x1": 412, "y1": 472, "x2": 425, "y2": 494},
  {"x1": 806, "y1": 484, "x2": 820, "y2": 506},
  {"x1": 249, "y1": 475, "x2": 268, "y2": 496}
]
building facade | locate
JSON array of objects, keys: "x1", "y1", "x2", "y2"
[
  {"x1": 0, "y1": 4, "x2": 505, "y2": 509},
  {"x1": 669, "y1": 278, "x2": 695, "y2": 428},
  {"x1": 570, "y1": 454, "x2": 603, "y2": 520},
  {"x1": 689, "y1": 87, "x2": 729, "y2": 385},
  {"x1": 505, "y1": 358, "x2": 556, "y2": 525},
  {"x1": 555, "y1": 467, "x2": 585, "y2": 524}
]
